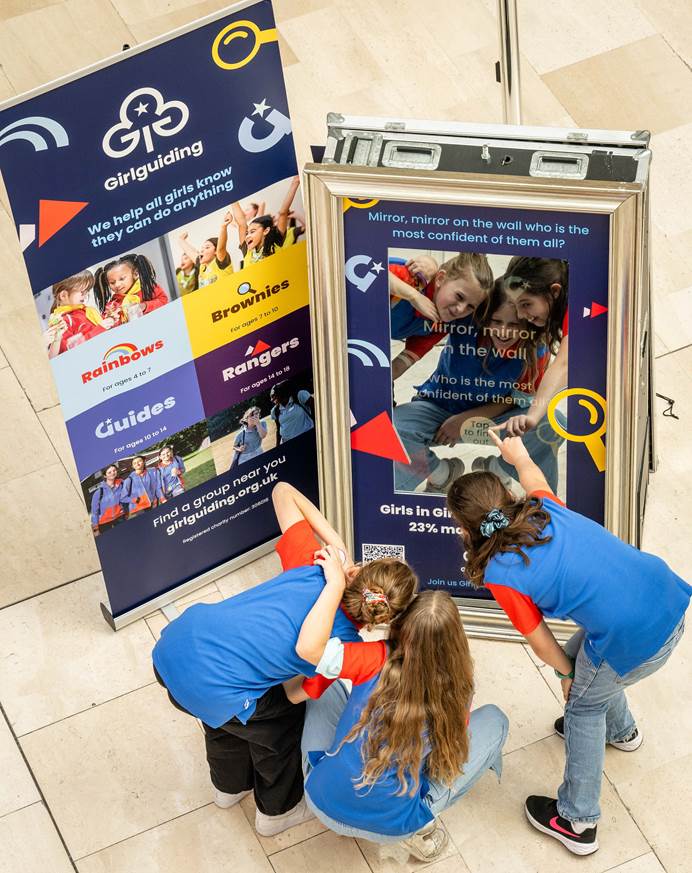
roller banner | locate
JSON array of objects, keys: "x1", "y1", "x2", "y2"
[{"x1": 0, "y1": 0, "x2": 317, "y2": 620}]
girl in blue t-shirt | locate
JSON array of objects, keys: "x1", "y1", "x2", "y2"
[
  {"x1": 152, "y1": 482, "x2": 418, "y2": 840},
  {"x1": 446, "y1": 432, "x2": 690, "y2": 856},
  {"x1": 230, "y1": 406, "x2": 267, "y2": 468},
  {"x1": 270, "y1": 380, "x2": 314, "y2": 445},
  {"x1": 394, "y1": 281, "x2": 556, "y2": 494},
  {"x1": 90, "y1": 463, "x2": 128, "y2": 535},
  {"x1": 286, "y1": 589, "x2": 508, "y2": 861},
  {"x1": 156, "y1": 446, "x2": 186, "y2": 498},
  {"x1": 124, "y1": 455, "x2": 164, "y2": 515}
]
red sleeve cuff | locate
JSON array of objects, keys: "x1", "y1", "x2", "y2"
[
  {"x1": 340, "y1": 641, "x2": 388, "y2": 684},
  {"x1": 405, "y1": 331, "x2": 443, "y2": 359},
  {"x1": 302, "y1": 675, "x2": 335, "y2": 699},
  {"x1": 486, "y1": 583, "x2": 543, "y2": 635},
  {"x1": 275, "y1": 519, "x2": 321, "y2": 571},
  {"x1": 530, "y1": 489, "x2": 565, "y2": 507}
]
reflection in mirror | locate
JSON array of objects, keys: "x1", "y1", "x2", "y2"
[{"x1": 390, "y1": 250, "x2": 569, "y2": 500}]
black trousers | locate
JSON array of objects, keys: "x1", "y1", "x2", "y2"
[{"x1": 155, "y1": 668, "x2": 306, "y2": 816}]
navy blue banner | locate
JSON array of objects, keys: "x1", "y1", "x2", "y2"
[
  {"x1": 342, "y1": 199, "x2": 610, "y2": 598},
  {"x1": 0, "y1": 2, "x2": 295, "y2": 291},
  {"x1": 0, "y1": 1, "x2": 316, "y2": 621}
]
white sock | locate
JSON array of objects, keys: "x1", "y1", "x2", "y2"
[
  {"x1": 428, "y1": 460, "x2": 449, "y2": 486},
  {"x1": 570, "y1": 820, "x2": 592, "y2": 833}
]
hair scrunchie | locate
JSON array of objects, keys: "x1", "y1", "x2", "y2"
[
  {"x1": 362, "y1": 588, "x2": 389, "y2": 607},
  {"x1": 479, "y1": 508, "x2": 510, "y2": 538}
]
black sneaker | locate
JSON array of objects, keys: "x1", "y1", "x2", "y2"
[
  {"x1": 554, "y1": 717, "x2": 643, "y2": 752},
  {"x1": 524, "y1": 796, "x2": 598, "y2": 855}
]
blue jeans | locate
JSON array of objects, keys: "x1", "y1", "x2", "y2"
[
  {"x1": 301, "y1": 681, "x2": 509, "y2": 842},
  {"x1": 393, "y1": 399, "x2": 564, "y2": 492},
  {"x1": 557, "y1": 618, "x2": 685, "y2": 823}
]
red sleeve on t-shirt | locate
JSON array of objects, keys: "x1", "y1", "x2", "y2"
[
  {"x1": 405, "y1": 330, "x2": 444, "y2": 359},
  {"x1": 562, "y1": 310, "x2": 569, "y2": 337},
  {"x1": 301, "y1": 674, "x2": 336, "y2": 699},
  {"x1": 275, "y1": 519, "x2": 320, "y2": 571},
  {"x1": 389, "y1": 263, "x2": 416, "y2": 287},
  {"x1": 301, "y1": 640, "x2": 388, "y2": 698},
  {"x1": 530, "y1": 489, "x2": 566, "y2": 507},
  {"x1": 486, "y1": 583, "x2": 543, "y2": 635}
]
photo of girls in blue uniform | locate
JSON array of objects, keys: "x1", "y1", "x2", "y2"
[
  {"x1": 156, "y1": 446, "x2": 186, "y2": 498},
  {"x1": 90, "y1": 463, "x2": 128, "y2": 535},
  {"x1": 124, "y1": 455, "x2": 165, "y2": 515},
  {"x1": 152, "y1": 482, "x2": 417, "y2": 838}
]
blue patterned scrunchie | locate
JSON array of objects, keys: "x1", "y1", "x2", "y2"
[{"x1": 479, "y1": 508, "x2": 510, "y2": 538}]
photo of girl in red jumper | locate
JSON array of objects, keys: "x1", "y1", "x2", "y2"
[
  {"x1": 44, "y1": 270, "x2": 115, "y2": 358},
  {"x1": 93, "y1": 253, "x2": 168, "y2": 326}
]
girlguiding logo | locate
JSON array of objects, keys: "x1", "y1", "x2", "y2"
[{"x1": 102, "y1": 88, "x2": 189, "y2": 158}]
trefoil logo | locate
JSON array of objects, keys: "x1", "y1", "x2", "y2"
[{"x1": 103, "y1": 88, "x2": 189, "y2": 158}]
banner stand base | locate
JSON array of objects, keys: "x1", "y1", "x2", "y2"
[{"x1": 99, "y1": 537, "x2": 279, "y2": 631}]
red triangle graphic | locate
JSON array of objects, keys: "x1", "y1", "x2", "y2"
[
  {"x1": 590, "y1": 301, "x2": 608, "y2": 318},
  {"x1": 252, "y1": 339, "x2": 271, "y2": 355},
  {"x1": 38, "y1": 199, "x2": 89, "y2": 246},
  {"x1": 351, "y1": 411, "x2": 410, "y2": 464}
]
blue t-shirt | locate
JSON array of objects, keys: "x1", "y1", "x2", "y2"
[
  {"x1": 158, "y1": 456, "x2": 185, "y2": 496},
  {"x1": 415, "y1": 331, "x2": 529, "y2": 414},
  {"x1": 305, "y1": 672, "x2": 435, "y2": 837},
  {"x1": 271, "y1": 391, "x2": 314, "y2": 442},
  {"x1": 152, "y1": 566, "x2": 361, "y2": 727},
  {"x1": 485, "y1": 495, "x2": 691, "y2": 675}
]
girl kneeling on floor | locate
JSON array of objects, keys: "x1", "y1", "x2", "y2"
[
  {"x1": 288, "y1": 588, "x2": 508, "y2": 862},
  {"x1": 446, "y1": 432, "x2": 690, "y2": 856}
]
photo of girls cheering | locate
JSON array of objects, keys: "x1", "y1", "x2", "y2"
[
  {"x1": 390, "y1": 250, "x2": 568, "y2": 498},
  {"x1": 168, "y1": 174, "x2": 304, "y2": 286}
]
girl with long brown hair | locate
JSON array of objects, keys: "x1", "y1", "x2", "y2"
[
  {"x1": 496, "y1": 256, "x2": 569, "y2": 439},
  {"x1": 291, "y1": 590, "x2": 508, "y2": 861},
  {"x1": 446, "y1": 431, "x2": 689, "y2": 855}
]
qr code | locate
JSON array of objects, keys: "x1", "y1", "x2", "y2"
[{"x1": 362, "y1": 543, "x2": 405, "y2": 562}]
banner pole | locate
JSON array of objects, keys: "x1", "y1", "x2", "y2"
[{"x1": 497, "y1": 0, "x2": 522, "y2": 124}]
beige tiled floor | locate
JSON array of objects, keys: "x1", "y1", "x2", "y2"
[{"x1": 1, "y1": 1, "x2": 691, "y2": 872}]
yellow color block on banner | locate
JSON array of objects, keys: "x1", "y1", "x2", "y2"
[{"x1": 183, "y1": 242, "x2": 310, "y2": 359}]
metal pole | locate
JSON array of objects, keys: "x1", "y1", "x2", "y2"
[{"x1": 497, "y1": 0, "x2": 522, "y2": 124}]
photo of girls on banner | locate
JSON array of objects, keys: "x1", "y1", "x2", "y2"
[
  {"x1": 0, "y1": 0, "x2": 318, "y2": 624},
  {"x1": 343, "y1": 199, "x2": 610, "y2": 598}
]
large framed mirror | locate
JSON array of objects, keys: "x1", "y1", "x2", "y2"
[{"x1": 304, "y1": 163, "x2": 646, "y2": 639}]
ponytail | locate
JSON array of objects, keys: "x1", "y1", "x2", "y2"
[
  {"x1": 93, "y1": 266, "x2": 111, "y2": 314},
  {"x1": 341, "y1": 558, "x2": 417, "y2": 627},
  {"x1": 447, "y1": 472, "x2": 552, "y2": 587},
  {"x1": 93, "y1": 254, "x2": 158, "y2": 313},
  {"x1": 127, "y1": 253, "x2": 157, "y2": 301},
  {"x1": 252, "y1": 215, "x2": 284, "y2": 258}
]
